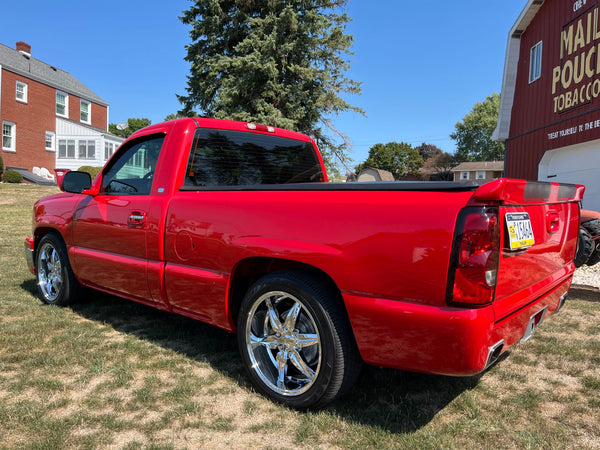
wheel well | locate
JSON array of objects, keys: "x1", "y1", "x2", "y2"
[
  {"x1": 32, "y1": 228, "x2": 65, "y2": 255},
  {"x1": 34, "y1": 227, "x2": 63, "y2": 242},
  {"x1": 228, "y1": 258, "x2": 346, "y2": 326}
]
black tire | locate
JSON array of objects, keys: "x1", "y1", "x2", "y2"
[
  {"x1": 35, "y1": 233, "x2": 80, "y2": 306},
  {"x1": 237, "y1": 270, "x2": 362, "y2": 409},
  {"x1": 582, "y1": 219, "x2": 600, "y2": 266},
  {"x1": 586, "y1": 249, "x2": 600, "y2": 266},
  {"x1": 574, "y1": 227, "x2": 594, "y2": 268}
]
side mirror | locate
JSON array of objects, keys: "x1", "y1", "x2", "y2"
[
  {"x1": 54, "y1": 169, "x2": 70, "y2": 191},
  {"x1": 62, "y1": 171, "x2": 92, "y2": 194}
]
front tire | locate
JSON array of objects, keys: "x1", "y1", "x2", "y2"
[
  {"x1": 237, "y1": 271, "x2": 361, "y2": 409},
  {"x1": 35, "y1": 233, "x2": 79, "y2": 306}
]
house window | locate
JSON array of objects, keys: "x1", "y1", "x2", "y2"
[
  {"x1": 476, "y1": 171, "x2": 486, "y2": 180},
  {"x1": 58, "y1": 139, "x2": 76, "y2": 158},
  {"x1": 104, "y1": 142, "x2": 117, "y2": 160},
  {"x1": 45, "y1": 132, "x2": 56, "y2": 151},
  {"x1": 460, "y1": 172, "x2": 469, "y2": 180},
  {"x1": 80, "y1": 100, "x2": 91, "y2": 124},
  {"x1": 78, "y1": 140, "x2": 96, "y2": 159},
  {"x1": 56, "y1": 91, "x2": 68, "y2": 117},
  {"x1": 2, "y1": 122, "x2": 16, "y2": 152},
  {"x1": 16, "y1": 81, "x2": 28, "y2": 103},
  {"x1": 529, "y1": 41, "x2": 543, "y2": 83}
]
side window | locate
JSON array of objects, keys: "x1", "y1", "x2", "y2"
[
  {"x1": 16, "y1": 81, "x2": 28, "y2": 103},
  {"x1": 529, "y1": 41, "x2": 542, "y2": 83},
  {"x1": 184, "y1": 129, "x2": 323, "y2": 187},
  {"x1": 102, "y1": 135, "x2": 165, "y2": 195},
  {"x1": 56, "y1": 91, "x2": 68, "y2": 117}
]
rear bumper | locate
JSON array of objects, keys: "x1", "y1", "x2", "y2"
[
  {"x1": 24, "y1": 236, "x2": 36, "y2": 275},
  {"x1": 343, "y1": 276, "x2": 572, "y2": 376}
]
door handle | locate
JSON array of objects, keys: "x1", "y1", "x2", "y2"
[{"x1": 129, "y1": 211, "x2": 146, "y2": 226}]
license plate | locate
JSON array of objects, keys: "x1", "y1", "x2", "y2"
[{"x1": 506, "y1": 212, "x2": 535, "y2": 250}]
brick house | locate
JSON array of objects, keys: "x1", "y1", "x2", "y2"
[
  {"x1": 451, "y1": 161, "x2": 504, "y2": 183},
  {"x1": 0, "y1": 41, "x2": 123, "y2": 182}
]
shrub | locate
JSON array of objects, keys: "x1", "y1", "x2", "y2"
[
  {"x1": 0, "y1": 153, "x2": 4, "y2": 182},
  {"x1": 3, "y1": 170, "x2": 23, "y2": 183},
  {"x1": 77, "y1": 166, "x2": 103, "y2": 180}
]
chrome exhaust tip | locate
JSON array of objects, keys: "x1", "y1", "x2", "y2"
[
  {"x1": 485, "y1": 339, "x2": 505, "y2": 369},
  {"x1": 557, "y1": 292, "x2": 568, "y2": 312}
]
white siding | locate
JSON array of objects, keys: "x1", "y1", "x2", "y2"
[
  {"x1": 538, "y1": 140, "x2": 600, "y2": 212},
  {"x1": 55, "y1": 118, "x2": 123, "y2": 171}
]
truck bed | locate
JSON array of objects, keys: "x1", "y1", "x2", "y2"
[{"x1": 179, "y1": 181, "x2": 481, "y2": 191}]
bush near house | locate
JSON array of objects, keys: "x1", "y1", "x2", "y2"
[
  {"x1": 3, "y1": 170, "x2": 23, "y2": 183},
  {"x1": 77, "y1": 166, "x2": 102, "y2": 180},
  {"x1": 0, "y1": 153, "x2": 4, "y2": 181}
]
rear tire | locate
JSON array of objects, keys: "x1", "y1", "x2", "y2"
[
  {"x1": 574, "y1": 227, "x2": 594, "y2": 268},
  {"x1": 237, "y1": 270, "x2": 361, "y2": 409},
  {"x1": 35, "y1": 233, "x2": 80, "y2": 306},
  {"x1": 582, "y1": 219, "x2": 600, "y2": 267},
  {"x1": 586, "y1": 249, "x2": 600, "y2": 266}
]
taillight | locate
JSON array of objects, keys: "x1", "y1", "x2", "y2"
[
  {"x1": 246, "y1": 123, "x2": 275, "y2": 133},
  {"x1": 447, "y1": 207, "x2": 500, "y2": 307}
]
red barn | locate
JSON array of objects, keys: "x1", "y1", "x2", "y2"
[{"x1": 494, "y1": 0, "x2": 600, "y2": 211}]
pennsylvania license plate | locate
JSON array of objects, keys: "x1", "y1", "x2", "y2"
[{"x1": 506, "y1": 212, "x2": 535, "y2": 250}]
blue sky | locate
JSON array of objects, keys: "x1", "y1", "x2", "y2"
[{"x1": 2, "y1": 0, "x2": 525, "y2": 166}]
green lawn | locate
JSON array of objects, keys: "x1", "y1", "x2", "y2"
[{"x1": 1, "y1": 183, "x2": 599, "y2": 449}]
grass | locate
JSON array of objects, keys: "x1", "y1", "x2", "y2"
[{"x1": 1, "y1": 183, "x2": 600, "y2": 448}]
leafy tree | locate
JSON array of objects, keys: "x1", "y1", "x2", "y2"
[
  {"x1": 451, "y1": 93, "x2": 504, "y2": 162},
  {"x1": 178, "y1": 0, "x2": 363, "y2": 174},
  {"x1": 109, "y1": 118, "x2": 152, "y2": 138},
  {"x1": 356, "y1": 142, "x2": 424, "y2": 180},
  {"x1": 424, "y1": 151, "x2": 456, "y2": 181},
  {"x1": 415, "y1": 142, "x2": 443, "y2": 162}
]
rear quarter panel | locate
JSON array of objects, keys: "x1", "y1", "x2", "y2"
[{"x1": 163, "y1": 189, "x2": 475, "y2": 330}]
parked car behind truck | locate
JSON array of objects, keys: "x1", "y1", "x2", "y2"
[{"x1": 25, "y1": 118, "x2": 584, "y2": 408}]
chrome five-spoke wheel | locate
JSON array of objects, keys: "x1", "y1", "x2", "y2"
[
  {"x1": 244, "y1": 291, "x2": 322, "y2": 396},
  {"x1": 237, "y1": 271, "x2": 362, "y2": 409},
  {"x1": 34, "y1": 233, "x2": 79, "y2": 306},
  {"x1": 37, "y1": 241, "x2": 63, "y2": 303}
]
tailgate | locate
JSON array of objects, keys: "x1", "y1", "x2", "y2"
[{"x1": 474, "y1": 179, "x2": 584, "y2": 321}]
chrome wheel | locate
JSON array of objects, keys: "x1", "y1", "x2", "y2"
[
  {"x1": 244, "y1": 291, "x2": 321, "y2": 396},
  {"x1": 37, "y1": 242, "x2": 63, "y2": 302}
]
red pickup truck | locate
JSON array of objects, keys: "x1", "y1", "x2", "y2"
[{"x1": 24, "y1": 118, "x2": 583, "y2": 408}]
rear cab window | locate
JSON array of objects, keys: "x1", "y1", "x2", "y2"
[{"x1": 183, "y1": 129, "x2": 324, "y2": 187}]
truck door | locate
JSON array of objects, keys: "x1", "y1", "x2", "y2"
[{"x1": 71, "y1": 134, "x2": 165, "y2": 305}]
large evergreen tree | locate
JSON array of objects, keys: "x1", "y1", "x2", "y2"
[{"x1": 178, "y1": 0, "x2": 363, "y2": 173}]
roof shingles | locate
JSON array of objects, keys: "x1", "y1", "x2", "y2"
[
  {"x1": 452, "y1": 161, "x2": 504, "y2": 172},
  {"x1": 0, "y1": 42, "x2": 108, "y2": 106}
]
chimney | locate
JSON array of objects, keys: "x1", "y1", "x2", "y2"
[{"x1": 16, "y1": 41, "x2": 31, "y2": 57}]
